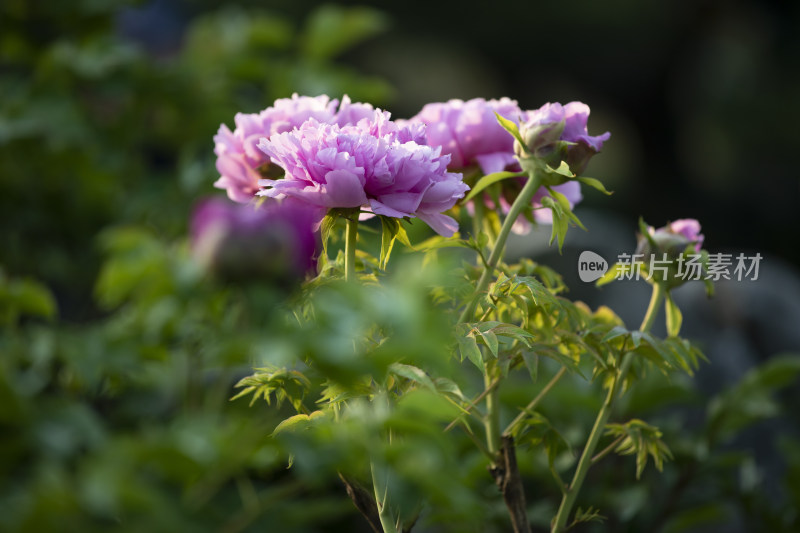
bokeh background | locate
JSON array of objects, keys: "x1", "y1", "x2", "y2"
[{"x1": 2, "y1": 1, "x2": 799, "y2": 531}]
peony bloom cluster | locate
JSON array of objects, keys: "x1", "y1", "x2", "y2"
[
  {"x1": 214, "y1": 94, "x2": 378, "y2": 203},
  {"x1": 409, "y1": 98, "x2": 604, "y2": 232},
  {"x1": 191, "y1": 197, "x2": 317, "y2": 283},
  {"x1": 257, "y1": 111, "x2": 468, "y2": 237}
]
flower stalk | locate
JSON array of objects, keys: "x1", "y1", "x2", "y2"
[
  {"x1": 551, "y1": 282, "x2": 666, "y2": 532},
  {"x1": 459, "y1": 169, "x2": 544, "y2": 324},
  {"x1": 345, "y1": 214, "x2": 359, "y2": 282}
]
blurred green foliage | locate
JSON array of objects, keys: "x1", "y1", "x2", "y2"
[{"x1": 0, "y1": 1, "x2": 391, "y2": 320}]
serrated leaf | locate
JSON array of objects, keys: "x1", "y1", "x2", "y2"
[
  {"x1": 463, "y1": 171, "x2": 524, "y2": 202},
  {"x1": 605, "y1": 419, "x2": 672, "y2": 479},
  {"x1": 477, "y1": 329, "x2": 499, "y2": 357},
  {"x1": 457, "y1": 334, "x2": 484, "y2": 373}
]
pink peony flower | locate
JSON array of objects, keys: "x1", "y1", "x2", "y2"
[
  {"x1": 409, "y1": 97, "x2": 523, "y2": 174},
  {"x1": 256, "y1": 112, "x2": 468, "y2": 237},
  {"x1": 213, "y1": 94, "x2": 384, "y2": 204},
  {"x1": 410, "y1": 98, "x2": 600, "y2": 234}
]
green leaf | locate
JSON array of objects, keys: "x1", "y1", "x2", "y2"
[
  {"x1": 539, "y1": 195, "x2": 570, "y2": 252},
  {"x1": 595, "y1": 263, "x2": 627, "y2": 287},
  {"x1": 379, "y1": 216, "x2": 398, "y2": 270},
  {"x1": 417, "y1": 235, "x2": 470, "y2": 251},
  {"x1": 578, "y1": 176, "x2": 613, "y2": 195},
  {"x1": 572, "y1": 507, "x2": 606, "y2": 527},
  {"x1": 547, "y1": 187, "x2": 586, "y2": 231},
  {"x1": 476, "y1": 329, "x2": 499, "y2": 357},
  {"x1": 601, "y1": 326, "x2": 629, "y2": 343},
  {"x1": 665, "y1": 292, "x2": 683, "y2": 337},
  {"x1": 546, "y1": 161, "x2": 575, "y2": 178},
  {"x1": 513, "y1": 412, "x2": 571, "y2": 466},
  {"x1": 605, "y1": 419, "x2": 673, "y2": 479},
  {"x1": 457, "y1": 334, "x2": 484, "y2": 373},
  {"x1": 389, "y1": 363, "x2": 436, "y2": 391},
  {"x1": 273, "y1": 411, "x2": 325, "y2": 435},
  {"x1": 463, "y1": 171, "x2": 524, "y2": 202},
  {"x1": 638, "y1": 217, "x2": 658, "y2": 250},
  {"x1": 494, "y1": 112, "x2": 526, "y2": 148},
  {"x1": 320, "y1": 212, "x2": 338, "y2": 257},
  {"x1": 707, "y1": 355, "x2": 800, "y2": 440},
  {"x1": 378, "y1": 216, "x2": 413, "y2": 269},
  {"x1": 521, "y1": 351, "x2": 538, "y2": 383},
  {"x1": 434, "y1": 377, "x2": 466, "y2": 402}
]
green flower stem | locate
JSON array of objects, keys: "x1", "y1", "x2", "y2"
[
  {"x1": 371, "y1": 461, "x2": 398, "y2": 533},
  {"x1": 551, "y1": 283, "x2": 666, "y2": 533},
  {"x1": 639, "y1": 281, "x2": 666, "y2": 333},
  {"x1": 345, "y1": 214, "x2": 359, "y2": 282},
  {"x1": 473, "y1": 194, "x2": 486, "y2": 241},
  {"x1": 459, "y1": 170, "x2": 543, "y2": 324},
  {"x1": 484, "y1": 362, "x2": 501, "y2": 459},
  {"x1": 460, "y1": 170, "x2": 542, "y2": 464}
]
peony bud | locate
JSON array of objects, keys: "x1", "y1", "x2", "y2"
[
  {"x1": 635, "y1": 219, "x2": 705, "y2": 287},
  {"x1": 518, "y1": 101, "x2": 610, "y2": 176}
]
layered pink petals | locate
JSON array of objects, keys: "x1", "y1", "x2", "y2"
[{"x1": 257, "y1": 118, "x2": 468, "y2": 237}]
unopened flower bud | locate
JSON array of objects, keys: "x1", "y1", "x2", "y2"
[
  {"x1": 518, "y1": 101, "x2": 610, "y2": 176},
  {"x1": 635, "y1": 219, "x2": 705, "y2": 287}
]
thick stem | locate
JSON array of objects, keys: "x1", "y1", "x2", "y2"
[
  {"x1": 340, "y1": 473, "x2": 383, "y2": 533},
  {"x1": 551, "y1": 283, "x2": 666, "y2": 532},
  {"x1": 345, "y1": 215, "x2": 359, "y2": 282},
  {"x1": 484, "y1": 364, "x2": 501, "y2": 460},
  {"x1": 458, "y1": 171, "x2": 543, "y2": 324},
  {"x1": 490, "y1": 435, "x2": 531, "y2": 533}
]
